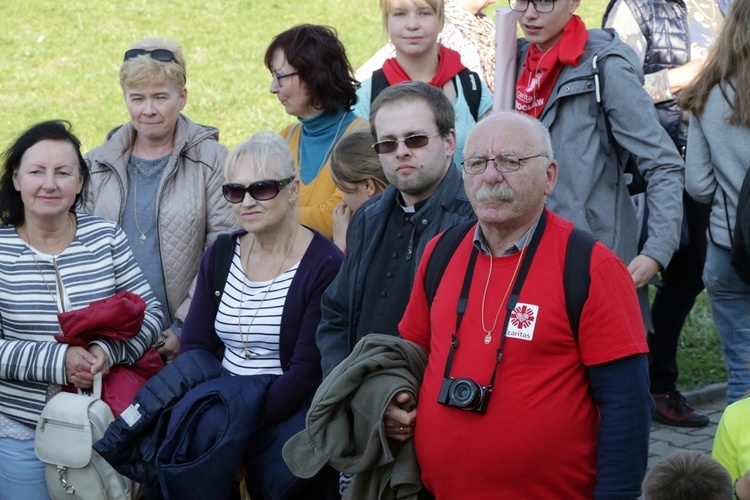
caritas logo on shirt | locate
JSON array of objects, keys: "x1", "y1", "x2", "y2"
[{"x1": 506, "y1": 303, "x2": 539, "y2": 341}]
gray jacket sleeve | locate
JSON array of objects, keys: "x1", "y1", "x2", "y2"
[
  {"x1": 603, "y1": 55, "x2": 685, "y2": 268},
  {"x1": 684, "y1": 114, "x2": 715, "y2": 204}
]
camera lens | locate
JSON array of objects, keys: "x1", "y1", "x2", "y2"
[{"x1": 449, "y1": 378, "x2": 481, "y2": 409}]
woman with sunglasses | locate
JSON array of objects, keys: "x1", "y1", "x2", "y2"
[
  {"x1": 85, "y1": 38, "x2": 235, "y2": 364},
  {"x1": 353, "y1": 0, "x2": 493, "y2": 167},
  {"x1": 264, "y1": 24, "x2": 368, "y2": 240},
  {"x1": 179, "y1": 131, "x2": 342, "y2": 499}
]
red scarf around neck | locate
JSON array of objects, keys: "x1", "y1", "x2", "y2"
[
  {"x1": 515, "y1": 15, "x2": 588, "y2": 118},
  {"x1": 382, "y1": 45, "x2": 467, "y2": 88}
]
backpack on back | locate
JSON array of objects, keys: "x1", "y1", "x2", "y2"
[
  {"x1": 423, "y1": 220, "x2": 596, "y2": 341},
  {"x1": 369, "y1": 68, "x2": 483, "y2": 122},
  {"x1": 35, "y1": 374, "x2": 131, "y2": 500},
  {"x1": 725, "y1": 165, "x2": 750, "y2": 284}
]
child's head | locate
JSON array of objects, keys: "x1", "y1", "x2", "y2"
[
  {"x1": 379, "y1": 0, "x2": 445, "y2": 36},
  {"x1": 330, "y1": 130, "x2": 389, "y2": 213},
  {"x1": 642, "y1": 451, "x2": 732, "y2": 500}
]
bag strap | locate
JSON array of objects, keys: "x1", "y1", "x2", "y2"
[
  {"x1": 425, "y1": 220, "x2": 595, "y2": 342},
  {"x1": 592, "y1": 53, "x2": 645, "y2": 195},
  {"x1": 77, "y1": 372, "x2": 103, "y2": 399},
  {"x1": 424, "y1": 221, "x2": 476, "y2": 309},
  {"x1": 457, "y1": 68, "x2": 482, "y2": 122},
  {"x1": 213, "y1": 234, "x2": 234, "y2": 310},
  {"x1": 370, "y1": 68, "x2": 390, "y2": 107},
  {"x1": 563, "y1": 227, "x2": 596, "y2": 342},
  {"x1": 370, "y1": 68, "x2": 481, "y2": 122}
]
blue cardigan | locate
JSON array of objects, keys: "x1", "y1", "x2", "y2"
[{"x1": 181, "y1": 228, "x2": 343, "y2": 427}]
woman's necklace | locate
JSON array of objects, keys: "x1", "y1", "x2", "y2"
[
  {"x1": 300, "y1": 111, "x2": 348, "y2": 208},
  {"x1": 237, "y1": 224, "x2": 299, "y2": 360},
  {"x1": 132, "y1": 160, "x2": 156, "y2": 244},
  {"x1": 481, "y1": 229, "x2": 533, "y2": 345},
  {"x1": 19, "y1": 214, "x2": 76, "y2": 312}
]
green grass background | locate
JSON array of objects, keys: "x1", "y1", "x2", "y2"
[{"x1": 0, "y1": 0, "x2": 725, "y2": 390}]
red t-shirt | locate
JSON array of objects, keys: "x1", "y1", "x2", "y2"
[{"x1": 399, "y1": 211, "x2": 647, "y2": 499}]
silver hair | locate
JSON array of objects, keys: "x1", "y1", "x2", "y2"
[
  {"x1": 223, "y1": 131, "x2": 296, "y2": 182},
  {"x1": 465, "y1": 111, "x2": 554, "y2": 168}
]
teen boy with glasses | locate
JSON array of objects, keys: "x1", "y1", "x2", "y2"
[
  {"x1": 316, "y1": 81, "x2": 475, "y2": 379},
  {"x1": 513, "y1": 0, "x2": 685, "y2": 373}
]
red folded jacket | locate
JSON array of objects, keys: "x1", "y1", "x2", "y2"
[{"x1": 56, "y1": 291, "x2": 164, "y2": 416}]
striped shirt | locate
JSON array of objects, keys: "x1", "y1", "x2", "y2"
[
  {"x1": 215, "y1": 241, "x2": 299, "y2": 376},
  {"x1": 0, "y1": 213, "x2": 163, "y2": 427}
]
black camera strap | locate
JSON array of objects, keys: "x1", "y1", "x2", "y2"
[{"x1": 442, "y1": 211, "x2": 548, "y2": 390}]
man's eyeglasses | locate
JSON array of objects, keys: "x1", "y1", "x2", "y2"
[
  {"x1": 272, "y1": 71, "x2": 299, "y2": 87},
  {"x1": 462, "y1": 153, "x2": 549, "y2": 174},
  {"x1": 222, "y1": 177, "x2": 295, "y2": 203},
  {"x1": 124, "y1": 49, "x2": 177, "y2": 63},
  {"x1": 372, "y1": 134, "x2": 441, "y2": 155},
  {"x1": 508, "y1": 0, "x2": 556, "y2": 13}
]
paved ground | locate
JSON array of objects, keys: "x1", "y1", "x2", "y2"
[{"x1": 647, "y1": 382, "x2": 728, "y2": 470}]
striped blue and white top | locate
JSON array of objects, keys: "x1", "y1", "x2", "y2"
[
  {"x1": 215, "y1": 241, "x2": 299, "y2": 376},
  {"x1": 0, "y1": 213, "x2": 163, "y2": 428}
]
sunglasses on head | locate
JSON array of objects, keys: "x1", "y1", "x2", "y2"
[
  {"x1": 124, "y1": 48, "x2": 177, "y2": 63},
  {"x1": 222, "y1": 176, "x2": 295, "y2": 203},
  {"x1": 372, "y1": 133, "x2": 440, "y2": 155}
]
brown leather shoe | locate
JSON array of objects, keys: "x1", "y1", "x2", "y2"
[{"x1": 652, "y1": 391, "x2": 709, "y2": 427}]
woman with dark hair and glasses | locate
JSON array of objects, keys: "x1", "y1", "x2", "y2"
[
  {"x1": 179, "y1": 131, "x2": 342, "y2": 498},
  {"x1": 85, "y1": 37, "x2": 235, "y2": 364},
  {"x1": 264, "y1": 24, "x2": 368, "y2": 240},
  {"x1": 0, "y1": 120, "x2": 163, "y2": 498}
]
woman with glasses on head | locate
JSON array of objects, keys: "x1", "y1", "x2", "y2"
[
  {"x1": 85, "y1": 38, "x2": 235, "y2": 364},
  {"x1": 353, "y1": 0, "x2": 494, "y2": 167},
  {"x1": 264, "y1": 24, "x2": 368, "y2": 240},
  {"x1": 179, "y1": 131, "x2": 342, "y2": 499}
]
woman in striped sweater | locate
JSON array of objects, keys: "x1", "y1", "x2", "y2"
[
  {"x1": 0, "y1": 120, "x2": 163, "y2": 499},
  {"x1": 180, "y1": 131, "x2": 343, "y2": 499}
]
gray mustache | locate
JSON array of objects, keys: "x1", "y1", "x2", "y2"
[{"x1": 475, "y1": 184, "x2": 513, "y2": 202}]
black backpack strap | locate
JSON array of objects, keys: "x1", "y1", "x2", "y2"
[
  {"x1": 371, "y1": 68, "x2": 482, "y2": 122},
  {"x1": 424, "y1": 221, "x2": 476, "y2": 309},
  {"x1": 370, "y1": 69, "x2": 390, "y2": 106},
  {"x1": 564, "y1": 227, "x2": 596, "y2": 342},
  {"x1": 730, "y1": 165, "x2": 750, "y2": 283},
  {"x1": 212, "y1": 233, "x2": 234, "y2": 310},
  {"x1": 457, "y1": 69, "x2": 482, "y2": 122}
]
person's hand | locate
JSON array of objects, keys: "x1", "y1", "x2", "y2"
[
  {"x1": 65, "y1": 346, "x2": 98, "y2": 389},
  {"x1": 70, "y1": 344, "x2": 112, "y2": 388},
  {"x1": 156, "y1": 328, "x2": 180, "y2": 363},
  {"x1": 88, "y1": 344, "x2": 111, "y2": 377},
  {"x1": 332, "y1": 202, "x2": 353, "y2": 252},
  {"x1": 384, "y1": 392, "x2": 417, "y2": 442},
  {"x1": 668, "y1": 57, "x2": 707, "y2": 94},
  {"x1": 736, "y1": 469, "x2": 750, "y2": 500},
  {"x1": 627, "y1": 254, "x2": 661, "y2": 289}
]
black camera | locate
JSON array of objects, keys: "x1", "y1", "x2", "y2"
[{"x1": 437, "y1": 377, "x2": 491, "y2": 414}]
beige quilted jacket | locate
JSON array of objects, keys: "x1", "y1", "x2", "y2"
[{"x1": 84, "y1": 114, "x2": 236, "y2": 325}]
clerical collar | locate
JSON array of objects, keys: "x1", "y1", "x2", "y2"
[
  {"x1": 472, "y1": 215, "x2": 542, "y2": 257},
  {"x1": 397, "y1": 192, "x2": 427, "y2": 214}
]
